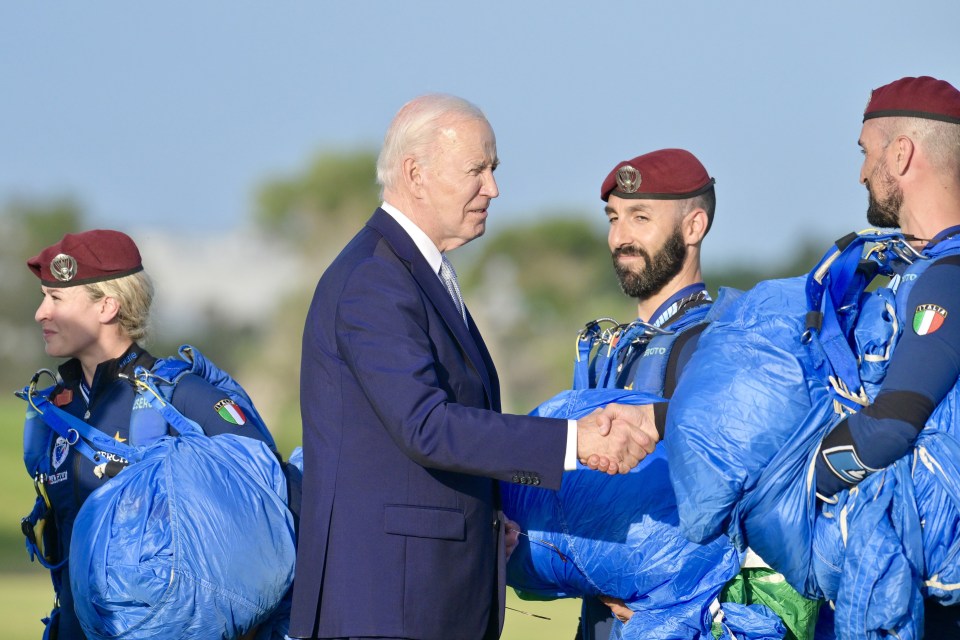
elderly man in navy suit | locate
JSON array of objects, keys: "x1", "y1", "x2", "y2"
[{"x1": 288, "y1": 94, "x2": 657, "y2": 640}]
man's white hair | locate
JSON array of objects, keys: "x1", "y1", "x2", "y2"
[{"x1": 376, "y1": 94, "x2": 488, "y2": 195}]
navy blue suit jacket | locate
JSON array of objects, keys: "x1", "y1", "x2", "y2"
[{"x1": 289, "y1": 209, "x2": 568, "y2": 639}]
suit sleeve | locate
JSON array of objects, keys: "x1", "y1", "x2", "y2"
[
  {"x1": 817, "y1": 257, "x2": 960, "y2": 496},
  {"x1": 335, "y1": 254, "x2": 567, "y2": 489}
]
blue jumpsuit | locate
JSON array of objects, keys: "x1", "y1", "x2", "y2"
[
  {"x1": 576, "y1": 284, "x2": 712, "y2": 640},
  {"x1": 36, "y1": 344, "x2": 272, "y2": 640},
  {"x1": 815, "y1": 226, "x2": 960, "y2": 637}
]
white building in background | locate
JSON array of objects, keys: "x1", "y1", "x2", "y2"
[{"x1": 134, "y1": 227, "x2": 306, "y2": 337}]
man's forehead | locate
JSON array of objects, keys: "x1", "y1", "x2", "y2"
[
  {"x1": 606, "y1": 197, "x2": 657, "y2": 213},
  {"x1": 859, "y1": 120, "x2": 881, "y2": 142}
]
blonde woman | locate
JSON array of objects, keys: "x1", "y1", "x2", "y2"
[{"x1": 25, "y1": 229, "x2": 272, "y2": 640}]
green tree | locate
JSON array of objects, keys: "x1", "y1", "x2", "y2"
[{"x1": 254, "y1": 149, "x2": 381, "y2": 254}]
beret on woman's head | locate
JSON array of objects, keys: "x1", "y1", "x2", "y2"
[{"x1": 28, "y1": 229, "x2": 143, "y2": 287}]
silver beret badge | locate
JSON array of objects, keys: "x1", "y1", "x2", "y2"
[
  {"x1": 50, "y1": 253, "x2": 78, "y2": 282},
  {"x1": 615, "y1": 165, "x2": 641, "y2": 193}
]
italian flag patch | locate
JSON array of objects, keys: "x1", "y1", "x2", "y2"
[
  {"x1": 913, "y1": 304, "x2": 947, "y2": 336},
  {"x1": 215, "y1": 399, "x2": 247, "y2": 426}
]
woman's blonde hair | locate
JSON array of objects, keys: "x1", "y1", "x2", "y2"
[{"x1": 84, "y1": 271, "x2": 155, "y2": 342}]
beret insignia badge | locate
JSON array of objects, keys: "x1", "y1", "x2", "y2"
[
  {"x1": 615, "y1": 165, "x2": 641, "y2": 193},
  {"x1": 50, "y1": 253, "x2": 78, "y2": 282}
]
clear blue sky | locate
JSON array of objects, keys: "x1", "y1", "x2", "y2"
[{"x1": 2, "y1": 1, "x2": 958, "y2": 268}]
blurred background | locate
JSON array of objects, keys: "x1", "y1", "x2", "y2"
[{"x1": 1, "y1": 2, "x2": 957, "y2": 637}]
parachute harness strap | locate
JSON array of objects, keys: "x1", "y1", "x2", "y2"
[
  {"x1": 575, "y1": 317, "x2": 622, "y2": 362},
  {"x1": 17, "y1": 368, "x2": 61, "y2": 417},
  {"x1": 828, "y1": 375, "x2": 869, "y2": 417}
]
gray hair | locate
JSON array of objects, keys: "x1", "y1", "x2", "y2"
[
  {"x1": 84, "y1": 271, "x2": 154, "y2": 343},
  {"x1": 376, "y1": 94, "x2": 488, "y2": 196},
  {"x1": 874, "y1": 116, "x2": 960, "y2": 177},
  {"x1": 675, "y1": 188, "x2": 717, "y2": 235}
]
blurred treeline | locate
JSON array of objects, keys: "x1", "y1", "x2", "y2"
[{"x1": 1, "y1": 151, "x2": 831, "y2": 454}]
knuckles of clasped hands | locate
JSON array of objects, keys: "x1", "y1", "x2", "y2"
[{"x1": 576, "y1": 403, "x2": 658, "y2": 475}]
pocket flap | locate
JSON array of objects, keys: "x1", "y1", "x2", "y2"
[{"x1": 383, "y1": 504, "x2": 465, "y2": 541}]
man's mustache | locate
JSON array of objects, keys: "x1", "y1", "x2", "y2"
[{"x1": 613, "y1": 245, "x2": 648, "y2": 260}]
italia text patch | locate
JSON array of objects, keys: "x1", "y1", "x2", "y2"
[
  {"x1": 214, "y1": 399, "x2": 246, "y2": 426},
  {"x1": 913, "y1": 303, "x2": 947, "y2": 335}
]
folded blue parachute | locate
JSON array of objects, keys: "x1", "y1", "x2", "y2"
[
  {"x1": 16, "y1": 348, "x2": 299, "y2": 640},
  {"x1": 71, "y1": 431, "x2": 297, "y2": 640},
  {"x1": 502, "y1": 389, "x2": 785, "y2": 640},
  {"x1": 665, "y1": 232, "x2": 960, "y2": 639}
]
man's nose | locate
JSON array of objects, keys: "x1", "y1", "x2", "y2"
[{"x1": 481, "y1": 170, "x2": 499, "y2": 199}]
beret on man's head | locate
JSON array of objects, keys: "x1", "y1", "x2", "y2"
[
  {"x1": 864, "y1": 76, "x2": 960, "y2": 125},
  {"x1": 601, "y1": 148, "x2": 715, "y2": 203},
  {"x1": 28, "y1": 229, "x2": 143, "y2": 287}
]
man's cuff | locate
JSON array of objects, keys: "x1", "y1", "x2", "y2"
[{"x1": 564, "y1": 419, "x2": 578, "y2": 470}]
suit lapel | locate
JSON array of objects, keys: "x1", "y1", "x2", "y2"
[{"x1": 367, "y1": 209, "x2": 496, "y2": 405}]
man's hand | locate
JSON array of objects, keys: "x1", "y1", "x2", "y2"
[
  {"x1": 504, "y1": 517, "x2": 520, "y2": 562},
  {"x1": 576, "y1": 403, "x2": 658, "y2": 475},
  {"x1": 599, "y1": 596, "x2": 633, "y2": 623}
]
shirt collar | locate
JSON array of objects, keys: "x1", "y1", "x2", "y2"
[
  {"x1": 59, "y1": 343, "x2": 155, "y2": 400},
  {"x1": 930, "y1": 224, "x2": 960, "y2": 246},
  {"x1": 381, "y1": 201, "x2": 443, "y2": 274},
  {"x1": 642, "y1": 283, "x2": 710, "y2": 328}
]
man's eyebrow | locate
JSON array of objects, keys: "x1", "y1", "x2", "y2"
[
  {"x1": 469, "y1": 158, "x2": 498, "y2": 171},
  {"x1": 606, "y1": 202, "x2": 653, "y2": 215}
]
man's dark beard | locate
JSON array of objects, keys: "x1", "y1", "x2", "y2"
[
  {"x1": 612, "y1": 224, "x2": 687, "y2": 300},
  {"x1": 865, "y1": 159, "x2": 903, "y2": 228}
]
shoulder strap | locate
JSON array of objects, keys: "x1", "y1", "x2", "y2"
[
  {"x1": 573, "y1": 318, "x2": 621, "y2": 390},
  {"x1": 129, "y1": 368, "x2": 206, "y2": 437},
  {"x1": 134, "y1": 345, "x2": 277, "y2": 451},
  {"x1": 626, "y1": 304, "x2": 712, "y2": 395},
  {"x1": 803, "y1": 231, "x2": 913, "y2": 413},
  {"x1": 17, "y1": 377, "x2": 141, "y2": 474}
]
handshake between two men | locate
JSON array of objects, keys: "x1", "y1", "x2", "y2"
[{"x1": 575, "y1": 403, "x2": 658, "y2": 474}]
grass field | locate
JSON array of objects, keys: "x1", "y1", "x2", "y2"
[{"x1": 0, "y1": 396, "x2": 579, "y2": 639}]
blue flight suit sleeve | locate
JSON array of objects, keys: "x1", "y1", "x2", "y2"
[
  {"x1": 169, "y1": 373, "x2": 272, "y2": 444},
  {"x1": 817, "y1": 256, "x2": 960, "y2": 496}
]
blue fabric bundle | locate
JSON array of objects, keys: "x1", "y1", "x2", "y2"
[
  {"x1": 502, "y1": 389, "x2": 777, "y2": 639},
  {"x1": 665, "y1": 276, "x2": 828, "y2": 595},
  {"x1": 665, "y1": 234, "x2": 960, "y2": 639},
  {"x1": 70, "y1": 431, "x2": 296, "y2": 640}
]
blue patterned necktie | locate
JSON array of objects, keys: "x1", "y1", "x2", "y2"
[{"x1": 439, "y1": 255, "x2": 468, "y2": 325}]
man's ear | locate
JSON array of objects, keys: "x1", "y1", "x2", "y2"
[
  {"x1": 893, "y1": 135, "x2": 916, "y2": 176},
  {"x1": 682, "y1": 208, "x2": 709, "y2": 245},
  {"x1": 402, "y1": 156, "x2": 424, "y2": 197}
]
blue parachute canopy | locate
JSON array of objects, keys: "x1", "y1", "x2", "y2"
[
  {"x1": 502, "y1": 389, "x2": 783, "y2": 639},
  {"x1": 666, "y1": 235, "x2": 960, "y2": 639},
  {"x1": 70, "y1": 431, "x2": 296, "y2": 640}
]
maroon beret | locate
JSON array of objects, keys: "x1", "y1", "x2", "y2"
[
  {"x1": 28, "y1": 229, "x2": 143, "y2": 287},
  {"x1": 601, "y1": 148, "x2": 715, "y2": 203},
  {"x1": 864, "y1": 76, "x2": 960, "y2": 125}
]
